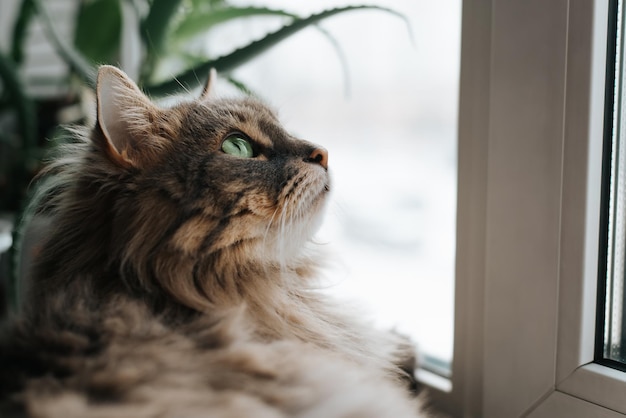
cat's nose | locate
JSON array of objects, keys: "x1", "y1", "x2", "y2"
[{"x1": 307, "y1": 147, "x2": 328, "y2": 169}]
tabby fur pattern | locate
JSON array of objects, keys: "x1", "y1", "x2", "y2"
[{"x1": 0, "y1": 66, "x2": 429, "y2": 417}]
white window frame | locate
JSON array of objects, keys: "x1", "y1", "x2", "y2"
[{"x1": 424, "y1": 0, "x2": 626, "y2": 416}]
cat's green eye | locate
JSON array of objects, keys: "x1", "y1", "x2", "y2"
[{"x1": 221, "y1": 135, "x2": 254, "y2": 158}]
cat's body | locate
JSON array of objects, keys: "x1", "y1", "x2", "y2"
[{"x1": 0, "y1": 66, "x2": 428, "y2": 417}]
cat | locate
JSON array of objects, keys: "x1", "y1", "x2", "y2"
[{"x1": 0, "y1": 65, "x2": 430, "y2": 417}]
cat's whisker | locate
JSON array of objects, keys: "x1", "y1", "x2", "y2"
[
  {"x1": 263, "y1": 206, "x2": 281, "y2": 245},
  {"x1": 171, "y1": 75, "x2": 192, "y2": 96},
  {"x1": 278, "y1": 201, "x2": 290, "y2": 270}
]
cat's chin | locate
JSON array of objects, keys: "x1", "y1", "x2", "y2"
[{"x1": 261, "y1": 192, "x2": 328, "y2": 265}]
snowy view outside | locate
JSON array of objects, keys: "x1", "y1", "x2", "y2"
[{"x1": 221, "y1": 0, "x2": 461, "y2": 365}]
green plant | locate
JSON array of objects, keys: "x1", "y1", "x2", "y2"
[{"x1": 39, "y1": 0, "x2": 405, "y2": 94}]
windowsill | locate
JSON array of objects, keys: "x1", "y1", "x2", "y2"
[
  {"x1": 558, "y1": 363, "x2": 626, "y2": 414},
  {"x1": 416, "y1": 368, "x2": 452, "y2": 393}
]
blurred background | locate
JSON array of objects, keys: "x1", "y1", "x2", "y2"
[{"x1": 0, "y1": 0, "x2": 460, "y2": 373}]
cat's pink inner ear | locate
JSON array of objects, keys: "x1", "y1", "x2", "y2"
[{"x1": 95, "y1": 65, "x2": 153, "y2": 168}]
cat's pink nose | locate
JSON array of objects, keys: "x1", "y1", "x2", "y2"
[{"x1": 308, "y1": 147, "x2": 328, "y2": 169}]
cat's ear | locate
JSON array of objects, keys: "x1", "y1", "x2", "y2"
[
  {"x1": 200, "y1": 68, "x2": 217, "y2": 100},
  {"x1": 94, "y1": 65, "x2": 163, "y2": 168}
]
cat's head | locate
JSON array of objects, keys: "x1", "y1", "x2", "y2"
[{"x1": 72, "y1": 66, "x2": 331, "y2": 307}]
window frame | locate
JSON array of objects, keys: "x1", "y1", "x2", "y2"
[
  {"x1": 550, "y1": 0, "x2": 626, "y2": 414},
  {"x1": 426, "y1": 0, "x2": 626, "y2": 416}
]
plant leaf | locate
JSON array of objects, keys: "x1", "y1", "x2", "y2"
[
  {"x1": 170, "y1": 7, "x2": 351, "y2": 94},
  {"x1": 74, "y1": 0, "x2": 122, "y2": 64},
  {"x1": 171, "y1": 7, "x2": 297, "y2": 43},
  {"x1": 311, "y1": 25, "x2": 351, "y2": 97},
  {"x1": 226, "y1": 75, "x2": 256, "y2": 96},
  {"x1": 145, "y1": 5, "x2": 409, "y2": 96},
  {"x1": 10, "y1": 0, "x2": 36, "y2": 65},
  {"x1": 141, "y1": 0, "x2": 184, "y2": 57},
  {"x1": 140, "y1": 0, "x2": 185, "y2": 82},
  {"x1": 190, "y1": 0, "x2": 226, "y2": 9}
]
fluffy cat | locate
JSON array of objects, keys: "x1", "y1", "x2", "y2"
[{"x1": 0, "y1": 66, "x2": 429, "y2": 417}]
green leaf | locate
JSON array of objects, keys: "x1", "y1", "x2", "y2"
[
  {"x1": 10, "y1": 0, "x2": 36, "y2": 65},
  {"x1": 141, "y1": 0, "x2": 185, "y2": 81},
  {"x1": 311, "y1": 25, "x2": 351, "y2": 96},
  {"x1": 170, "y1": 7, "x2": 350, "y2": 94},
  {"x1": 74, "y1": 0, "x2": 122, "y2": 64},
  {"x1": 145, "y1": 5, "x2": 408, "y2": 96},
  {"x1": 171, "y1": 7, "x2": 297, "y2": 43},
  {"x1": 182, "y1": 0, "x2": 226, "y2": 13},
  {"x1": 142, "y1": 0, "x2": 184, "y2": 57},
  {"x1": 226, "y1": 75, "x2": 255, "y2": 96},
  {"x1": 191, "y1": 0, "x2": 225, "y2": 9}
]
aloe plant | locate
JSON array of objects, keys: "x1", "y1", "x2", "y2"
[{"x1": 31, "y1": 0, "x2": 407, "y2": 94}]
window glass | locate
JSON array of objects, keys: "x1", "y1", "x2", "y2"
[{"x1": 598, "y1": 0, "x2": 626, "y2": 370}]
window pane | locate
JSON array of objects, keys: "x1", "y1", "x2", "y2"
[
  {"x1": 599, "y1": 0, "x2": 626, "y2": 368},
  {"x1": 231, "y1": 0, "x2": 460, "y2": 372}
]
